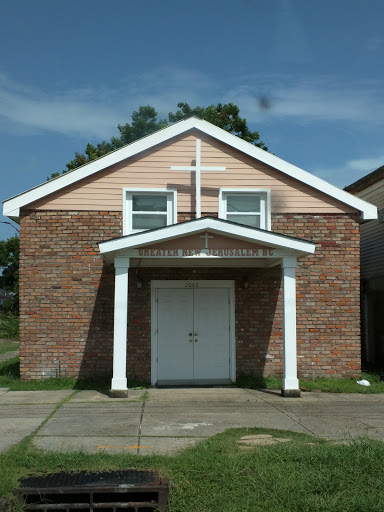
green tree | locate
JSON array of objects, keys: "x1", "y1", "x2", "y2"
[
  {"x1": 0, "y1": 236, "x2": 19, "y2": 314},
  {"x1": 48, "y1": 102, "x2": 267, "y2": 179},
  {"x1": 168, "y1": 102, "x2": 267, "y2": 148}
]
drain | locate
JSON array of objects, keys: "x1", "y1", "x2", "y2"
[{"x1": 15, "y1": 469, "x2": 169, "y2": 511}]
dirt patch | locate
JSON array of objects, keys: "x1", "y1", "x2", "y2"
[
  {"x1": 0, "y1": 338, "x2": 18, "y2": 344},
  {"x1": 237, "y1": 434, "x2": 292, "y2": 448}
]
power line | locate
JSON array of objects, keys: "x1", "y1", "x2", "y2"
[{"x1": 0, "y1": 221, "x2": 20, "y2": 234}]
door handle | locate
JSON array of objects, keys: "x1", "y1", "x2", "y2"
[
  {"x1": 194, "y1": 339, "x2": 198, "y2": 343},
  {"x1": 194, "y1": 332, "x2": 198, "y2": 336},
  {"x1": 189, "y1": 332, "x2": 193, "y2": 336}
]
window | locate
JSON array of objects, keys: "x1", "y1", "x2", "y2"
[
  {"x1": 123, "y1": 189, "x2": 177, "y2": 235},
  {"x1": 219, "y1": 189, "x2": 270, "y2": 230}
]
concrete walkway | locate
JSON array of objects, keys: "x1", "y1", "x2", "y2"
[
  {"x1": 0, "y1": 387, "x2": 383, "y2": 455},
  {"x1": 0, "y1": 338, "x2": 19, "y2": 363},
  {"x1": 0, "y1": 350, "x2": 18, "y2": 363}
]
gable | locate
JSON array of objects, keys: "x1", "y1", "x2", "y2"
[
  {"x1": 25, "y1": 132, "x2": 359, "y2": 215},
  {"x1": 3, "y1": 117, "x2": 376, "y2": 220}
]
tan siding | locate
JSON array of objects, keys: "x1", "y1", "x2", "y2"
[
  {"x1": 357, "y1": 183, "x2": 384, "y2": 209},
  {"x1": 354, "y1": 180, "x2": 384, "y2": 279},
  {"x1": 29, "y1": 132, "x2": 355, "y2": 214}
]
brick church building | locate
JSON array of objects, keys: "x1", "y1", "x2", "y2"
[{"x1": 3, "y1": 118, "x2": 376, "y2": 396}]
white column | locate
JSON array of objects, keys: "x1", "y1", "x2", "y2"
[
  {"x1": 110, "y1": 256, "x2": 130, "y2": 397},
  {"x1": 281, "y1": 257, "x2": 300, "y2": 397}
]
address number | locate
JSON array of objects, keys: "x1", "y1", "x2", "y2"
[{"x1": 185, "y1": 282, "x2": 199, "y2": 288}]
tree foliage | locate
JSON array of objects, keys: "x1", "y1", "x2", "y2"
[
  {"x1": 49, "y1": 102, "x2": 267, "y2": 179},
  {"x1": 0, "y1": 236, "x2": 19, "y2": 314}
]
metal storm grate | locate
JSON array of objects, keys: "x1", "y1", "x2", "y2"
[{"x1": 14, "y1": 470, "x2": 169, "y2": 512}]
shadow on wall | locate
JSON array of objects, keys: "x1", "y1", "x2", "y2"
[
  {"x1": 78, "y1": 265, "x2": 282, "y2": 384},
  {"x1": 235, "y1": 267, "x2": 282, "y2": 378},
  {"x1": 80, "y1": 262, "x2": 115, "y2": 380}
]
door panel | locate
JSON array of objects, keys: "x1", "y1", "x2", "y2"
[
  {"x1": 194, "y1": 288, "x2": 230, "y2": 380},
  {"x1": 157, "y1": 289, "x2": 193, "y2": 381},
  {"x1": 156, "y1": 286, "x2": 231, "y2": 384}
]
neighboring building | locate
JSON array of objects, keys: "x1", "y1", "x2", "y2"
[
  {"x1": 2, "y1": 118, "x2": 377, "y2": 397},
  {"x1": 345, "y1": 166, "x2": 383, "y2": 368}
]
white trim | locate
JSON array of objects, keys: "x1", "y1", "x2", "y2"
[
  {"x1": 111, "y1": 257, "x2": 130, "y2": 392},
  {"x1": 3, "y1": 117, "x2": 376, "y2": 220},
  {"x1": 219, "y1": 188, "x2": 271, "y2": 230},
  {"x1": 122, "y1": 188, "x2": 177, "y2": 235},
  {"x1": 126, "y1": 258, "x2": 283, "y2": 268},
  {"x1": 99, "y1": 217, "x2": 316, "y2": 264},
  {"x1": 150, "y1": 280, "x2": 235, "y2": 386},
  {"x1": 281, "y1": 256, "x2": 299, "y2": 393}
]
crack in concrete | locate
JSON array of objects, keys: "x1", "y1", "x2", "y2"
[
  {"x1": 137, "y1": 401, "x2": 145, "y2": 455},
  {"x1": 243, "y1": 389, "x2": 317, "y2": 437}
]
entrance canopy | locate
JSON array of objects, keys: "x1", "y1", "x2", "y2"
[
  {"x1": 99, "y1": 216, "x2": 316, "y2": 266},
  {"x1": 99, "y1": 217, "x2": 316, "y2": 398}
]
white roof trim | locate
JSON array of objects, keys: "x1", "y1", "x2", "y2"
[
  {"x1": 2, "y1": 117, "x2": 377, "y2": 220},
  {"x1": 99, "y1": 217, "x2": 316, "y2": 264}
]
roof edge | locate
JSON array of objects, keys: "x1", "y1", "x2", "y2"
[
  {"x1": 345, "y1": 165, "x2": 384, "y2": 194},
  {"x1": 2, "y1": 117, "x2": 378, "y2": 220},
  {"x1": 99, "y1": 217, "x2": 316, "y2": 261}
]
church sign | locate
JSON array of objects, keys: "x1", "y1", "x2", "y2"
[
  {"x1": 125, "y1": 232, "x2": 287, "y2": 259},
  {"x1": 136, "y1": 247, "x2": 275, "y2": 258},
  {"x1": 123, "y1": 231, "x2": 286, "y2": 258}
]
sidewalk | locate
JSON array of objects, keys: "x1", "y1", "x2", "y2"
[
  {"x1": 0, "y1": 338, "x2": 18, "y2": 363},
  {"x1": 0, "y1": 387, "x2": 383, "y2": 455}
]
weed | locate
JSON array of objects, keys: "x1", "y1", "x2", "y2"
[
  {"x1": 0, "y1": 312, "x2": 19, "y2": 339},
  {"x1": 0, "y1": 340, "x2": 19, "y2": 355}
]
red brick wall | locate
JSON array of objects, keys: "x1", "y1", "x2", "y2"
[
  {"x1": 273, "y1": 214, "x2": 361, "y2": 378},
  {"x1": 19, "y1": 210, "x2": 121, "y2": 380},
  {"x1": 19, "y1": 210, "x2": 361, "y2": 381}
]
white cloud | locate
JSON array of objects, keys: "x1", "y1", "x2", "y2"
[
  {"x1": 0, "y1": 84, "x2": 121, "y2": 139},
  {"x1": 346, "y1": 156, "x2": 384, "y2": 172},
  {"x1": 227, "y1": 75, "x2": 384, "y2": 125},
  {"x1": 0, "y1": 69, "x2": 383, "y2": 142},
  {"x1": 0, "y1": 69, "x2": 220, "y2": 140},
  {"x1": 313, "y1": 155, "x2": 384, "y2": 189},
  {"x1": 365, "y1": 35, "x2": 383, "y2": 52}
]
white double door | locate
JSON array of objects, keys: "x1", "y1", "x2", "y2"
[{"x1": 156, "y1": 287, "x2": 231, "y2": 385}]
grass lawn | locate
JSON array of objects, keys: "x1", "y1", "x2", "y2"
[
  {"x1": 1, "y1": 355, "x2": 384, "y2": 510},
  {"x1": 237, "y1": 373, "x2": 384, "y2": 393},
  {"x1": 0, "y1": 340, "x2": 19, "y2": 355},
  {"x1": 1, "y1": 357, "x2": 384, "y2": 392},
  {"x1": 0, "y1": 358, "x2": 146, "y2": 391},
  {"x1": 1, "y1": 427, "x2": 384, "y2": 511},
  {"x1": 0, "y1": 312, "x2": 19, "y2": 339}
]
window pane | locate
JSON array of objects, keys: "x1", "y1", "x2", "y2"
[
  {"x1": 132, "y1": 195, "x2": 167, "y2": 212},
  {"x1": 132, "y1": 214, "x2": 168, "y2": 230},
  {"x1": 227, "y1": 195, "x2": 260, "y2": 213},
  {"x1": 227, "y1": 214, "x2": 260, "y2": 228}
]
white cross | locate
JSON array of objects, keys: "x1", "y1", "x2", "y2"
[
  {"x1": 171, "y1": 139, "x2": 226, "y2": 218},
  {"x1": 200, "y1": 232, "x2": 214, "y2": 249}
]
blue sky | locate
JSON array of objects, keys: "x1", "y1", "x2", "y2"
[{"x1": 1, "y1": 0, "x2": 383, "y2": 239}]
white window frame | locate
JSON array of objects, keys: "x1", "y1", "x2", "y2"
[
  {"x1": 218, "y1": 189, "x2": 271, "y2": 230},
  {"x1": 123, "y1": 188, "x2": 177, "y2": 235}
]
